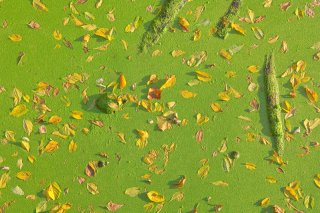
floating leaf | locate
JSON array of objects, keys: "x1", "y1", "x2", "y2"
[
  {"x1": 35, "y1": 201, "x2": 47, "y2": 213},
  {"x1": 218, "y1": 92, "x2": 230, "y2": 101},
  {"x1": 71, "y1": 110, "x2": 83, "y2": 120},
  {"x1": 171, "y1": 50, "x2": 185, "y2": 57},
  {"x1": 16, "y1": 171, "x2": 31, "y2": 181},
  {"x1": 181, "y1": 90, "x2": 197, "y2": 99},
  {"x1": 160, "y1": 75, "x2": 176, "y2": 90},
  {"x1": 53, "y1": 30, "x2": 62, "y2": 40},
  {"x1": 265, "y1": 176, "x2": 277, "y2": 183},
  {"x1": 247, "y1": 65, "x2": 259, "y2": 73},
  {"x1": 244, "y1": 162, "x2": 256, "y2": 170},
  {"x1": 8, "y1": 34, "x2": 22, "y2": 42},
  {"x1": 87, "y1": 182, "x2": 99, "y2": 195},
  {"x1": 196, "y1": 113, "x2": 209, "y2": 125},
  {"x1": 268, "y1": 35, "x2": 279, "y2": 44},
  {"x1": 95, "y1": 0, "x2": 103, "y2": 8},
  {"x1": 23, "y1": 119, "x2": 33, "y2": 136},
  {"x1": 211, "y1": 102, "x2": 222, "y2": 112},
  {"x1": 68, "y1": 140, "x2": 77, "y2": 152},
  {"x1": 125, "y1": 187, "x2": 140, "y2": 197},
  {"x1": 251, "y1": 27, "x2": 264, "y2": 40},
  {"x1": 231, "y1": 23, "x2": 245, "y2": 35},
  {"x1": 10, "y1": 104, "x2": 28, "y2": 117},
  {"x1": 305, "y1": 87, "x2": 318, "y2": 103},
  {"x1": 85, "y1": 161, "x2": 97, "y2": 177},
  {"x1": 260, "y1": 198, "x2": 270, "y2": 206},
  {"x1": 170, "y1": 191, "x2": 184, "y2": 202},
  {"x1": 12, "y1": 186, "x2": 24, "y2": 195},
  {"x1": 44, "y1": 182, "x2": 61, "y2": 200},
  {"x1": 147, "y1": 191, "x2": 165, "y2": 203},
  {"x1": 32, "y1": 0, "x2": 48, "y2": 12},
  {"x1": 195, "y1": 130, "x2": 203, "y2": 143},
  {"x1": 106, "y1": 201, "x2": 123, "y2": 212},
  {"x1": 44, "y1": 140, "x2": 59, "y2": 153},
  {"x1": 219, "y1": 49, "x2": 232, "y2": 60},
  {"x1": 179, "y1": 17, "x2": 189, "y2": 32},
  {"x1": 28, "y1": 21, "x2": 40, "y2": 29},
  {"x1": 195, "y1": 71, "x2": 212, "y2": 82},
  {"x1": 48, "y1": 115, "x2": 62, "y2": 124},
  {"x1": 0, "y1": 173, "x2": 10, "y2": 189},
  {"x1": 211, "y1": 181, "x2": 229, "y2": 186},
  {"x1": 119, "y1": 74, "x2": 126, "y2": 90}
]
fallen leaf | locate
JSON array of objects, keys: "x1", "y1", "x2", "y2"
[
  {"x1": 211, "y1": 102, "x2": 223, "y2": 112},
  {"x1": 160, "y1": 75, "x2": 176, "y2": 90},
  {"x1": 124, "y1": 187, "x2": 140, "y2": 197},
  {"x1": 179, "y1": 17, "x2": 189, "y2": 32},
  {"x1": 170, "y1": 191, "x2": 184, "y2": 202},
  {"x1": 106, "y1": 201, "x2": 123, "y2": 212},
  {"x1": 147, "y1": 191, "x2": 165, "y2": 203},
  {"x1": 23, "y1": 120, "x2": 33, "y2": 136},
  {"x1": 8, "y1": 34, "x2": 22, "y2": 42},
  {"x1": 16, "y1": 171, "x2": 31, "y2": 181},
  {"x1": 195, "y1": 71, "x2": 212, "y2": 82},
  {"x1": 171, "y1": 50, "x2": 185, "y2": 57},
  {"x1": 87, "y1": 182, "x2": 99, "y2": 195},
  {"x1": 244, "y1": 162, "x2": 256, "y2": 170},
  {"x1": 181, "y1": 90, "x2": 197, "y2": 98},
  {"x1": 260, "y1": 197, "x2": 270, "y2": 206},
  {"x1": 10, "y1": 104, "x2": 28, "y2": 117},
  {"x1": 28, "y1": 21, "x2": 40, "y2": 29},
  {"x1": 71, "y1": 110, "x2": 83, "y2": 120},
  {"x1": 44, "y1": 140, "x2": 59, "y2": 153},
  {"x1": 53, "y1": 30, "x2": 62, "y2": 40},
  {"x1": 68, "y1": 140, "x2": 77, "y2": 152},
  {"x1": 43, "y1": 182, "x2": 61, "y2": 200},
  {"x1": 211, "y1": 181, "x2": 229, "y2": 186}
]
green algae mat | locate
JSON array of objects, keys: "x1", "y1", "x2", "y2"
[{"x1": 1, "y1": 0, "x2": 320, "y2": 212}]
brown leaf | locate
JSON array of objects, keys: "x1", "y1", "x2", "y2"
[
  {"x1": 85, "y1": 161, "x2": 97, "y2": 177},
  {"x1": 106, "y1": 201, "x2": 123, "y2": 212},
  {"x1": 147, "y1": 88, "x2": 161, "y2": 100},
  {"x1": 28, "y1": 21, "x2": 40, "y2": 29},
  {"x1": 195, "y1": 130, "x2": 203, "y2": 143}
]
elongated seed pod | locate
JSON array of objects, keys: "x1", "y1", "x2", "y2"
[
  {"x1": 216, "y1": 0, "x2": 242, "y2": 39},
  {"x1": 264, "y1": 53, "x2": 285, "y2": 156},
  {"x1": 140, "y1": 0, "x2": 188, "y2": 52}
]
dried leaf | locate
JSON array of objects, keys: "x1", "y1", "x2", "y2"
[
  {"x1": 195, "y1": 130, "x2": 203, "y2": 143},
  {"x1": 119, "y1": 73, "x2": 126, "y2": 90},
  {"x1": 28, "y1": 21, "x2": 40, "y2": 29},
  {"x1": 0, "y1": 172, "x2": 10, "y2": 189},
  {"x1": 170, "y1": 191, "x2": 184, "y2": 202},
  {"x1": 179, "y1": 17, "x2": 189, "y2": 32},
  {"x1": 211, "y1": 102, "x2": 223, "y2": 112},
  {"x1": 48, "y1": 115, "x2": 62, "y2": 124},
  {"x1": 71, "y1": 110, "x2": 83, "y2": 120},
  {"x1": 106, "y1": 201, "x2": 123, "y2": 212},
  {"x1": 247, "y1": 65, "x2": 259, "y2": 73},
  {"x1": 32, "y1": 0, "x2": 48, "y2": 12},
  {"x1": 85, "y1": 161, "x2": 97, "y2": 177},
  {"x1": 305, "y1": 87, "x2": 318, "y2": 103}
]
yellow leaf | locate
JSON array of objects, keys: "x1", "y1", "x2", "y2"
[
  {"x1": 260, "y1": 198, "x2": 270, "y2": 206},
  {"x1": 211, "y1": 102, "x2": 223, "y2": 112},
  {"x1": 305, "y1": 87, "x2": 318, "y2": 103},
  {"x1": 12, "y1": 87, "x2": 22, "y2": 106},
  {"x1": 196, "y1": 113, "x2": 209, "y2": 125},
  {"x1": 265, "y1": 176, "x2": 277, "y2": 183},
  {"x1": 9, "y1": 34, "x2": 22, "y2": 42},
  {"x1": 0, "y1": 173, "x2": 10, "y2": 189},
  {"x1": 140, "y1": 99, "x2": 152, "y2": 112},
  {"x1": 147, "y1": 191, "x2": 165, "y2": 203},
  {"x1": 68, "y1": 140, "x2": 77, "y2": 153},
  {"x1": 314, "y1": 176, "x2": 320, "y2": 188},
  {"x1": 28, "y1": 155, "x2": 36, "y2": 164},
  {"x1": 44, "y1": 140, "x2": 59, "y2": 153},
  {"x1": 95, "y1": 28, "x2": 112, "y2": 39},
  {"x1": 160, "y1": 75, "x2": 176, "y2": 90},
  {"x1": 71, "y1": 110, "x2": 83, "y2": 120},
  {"x1": 48, "y1": 115, "x2": 62, "y2": 124},
  {"x1": 81, "y1": 24, "x2": 97, "y2": 31},
  {"x1": 119, "y1": 74, "x2": 126, "y2": 90},
  {"x1": 218, "y1": 92, "x2": 230, "y2": 101},
  {"x1": 179, "y1": 17, "x2": 189, "y2": 32},
  {"x1": 53, "y1": 30, "x2": 62, "y2": 40},
  {"x1": 32, "y1": 0, "x2": 48, "y2": 12},
  {"x1": 193, "y1": 28, "x2": 202, "y2": 41},
  {"x1": 23, "y1": 119, "x2": 33, "y2": 136},
  {"x1": 181, "y1": 90, "x2": 197, "y2": 99},
  {"x1": 10, "y1": 104, "x2": 28, "y2": 117},
  {"x1": 44, "y1": 182, "x2": 61, "y2": 200},
  {"x1": 171, "y1": 50, "x2": 185, "y2": 57},
  {"x1": 211, "y1": 181, "x2": 229, "y2": 186},
  {"x1": 71, "y1": 14, "x2": 83, "y2": 26},
  {"x1": 21, "y1": 140, "x2": 30, "y2": 152},
  {"x1": 220, "y1": 49, "x2": 232, "y2": 60},
  {"x1": 247, "y1": 65, "x2": 259, "y2": 73},
  {"x1": 231, "y1": 23, "x2": 245, "y2": 35},
  {"x1": 195, "y1": 71, "x2": 212, "y2": 82},
  {"x1": 16, "y1": 171, "x2": 31, "y2": 181},
  {"x1": 244, "y1": 162, "x2": 256, "y2": 170}
]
